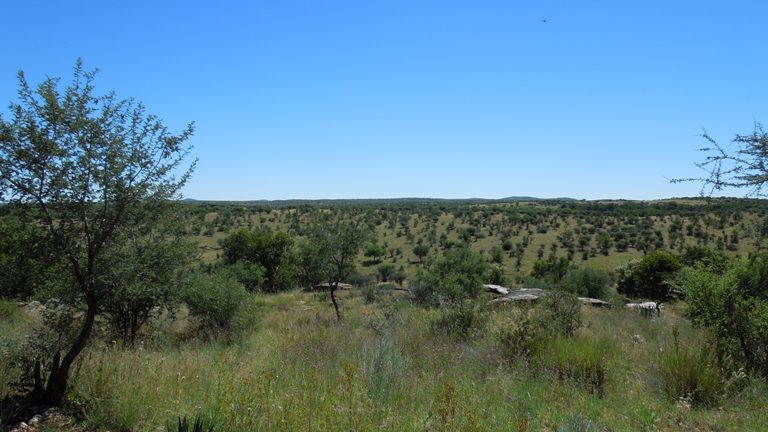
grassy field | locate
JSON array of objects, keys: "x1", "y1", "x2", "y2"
[{"x1": 3, "y1": 289, "x2": 765, "y2": 431}]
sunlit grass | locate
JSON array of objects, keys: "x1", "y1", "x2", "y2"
[{"x1": 4, "y1": 290, "x2": 747, "y2": 430}]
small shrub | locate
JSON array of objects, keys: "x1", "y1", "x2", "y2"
[
  {"x1": 358, "y1": 332, "x2": 410, "y2": 402},
  {"x1": 487, "y1": 263, "x2": 508, "y2": 286},
  {"x1": 538, "y1": 336, "x2": 610, "y2": 397},
  {"x1": 348, "y1": 272, "x2": 373, "y2": 288},
  {"x1": 0, "y1": 300, "x2": 18, "y2": 321},
  {"x1": 649, "y1": 328, "x2": 730, "y2": 408},
  {"x1": 409, "y1": 270, "x2": 436, "y2": 306},
  {"x1": 538, "y1": 291, "x2": 582, "y2": 337},
  {"x1": 362, "y1": 286, "x2": 379, "y2": 304},
  {"x1": 433, "y1": 300, "x2": 486, "y2": 340},
  {"x1": 492, "y1": 307, "x2": 543, "y2": 361}
]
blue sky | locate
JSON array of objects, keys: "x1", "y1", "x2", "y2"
[{"x1": 1, "y1": 1, "x2": 766, "y2": 200}]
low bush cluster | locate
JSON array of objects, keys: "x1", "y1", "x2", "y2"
[
  {"x1": 650, "y1": 328, "x2": 733, "y2": 408},
  {"x1": 432, "y1": 300, "x2": 487, "y2": 340},
  {"x1": 677, "y1": 253, "x2": 768, "y2": 374},
  {"x1": 493, "y1": 291, "x2": 583, "y2": 363},
  {"x1": 181, "y1": 272, "x2": 251, "y2": 338}
]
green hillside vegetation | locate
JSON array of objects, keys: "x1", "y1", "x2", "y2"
[{"x1": 182, "y1": 198, "x2": 764, "y2": 283}]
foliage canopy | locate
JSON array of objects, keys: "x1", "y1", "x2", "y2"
[{"x1": 0, "y1": 60, "x2": 195, "y2": 405}]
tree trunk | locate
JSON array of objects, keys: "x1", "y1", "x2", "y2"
[
  {"x1": 42, "y1": 294, "x2": 98, "y2": 406},
  {"x1": 330, "y1": 284, "x2": 342, "y2": 321}
]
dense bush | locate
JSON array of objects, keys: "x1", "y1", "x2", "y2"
[
  {"x1": 182, "y1": 272, "x2": 248, "y2": 334},
  {"x1": 539, "y1": 291, "x2": 583, "y2": 337},
  {"x1": 492, "y1": 307, "x2": 542, "y2": 361},
  {"x1": 531, "y1": 255, "x2": 573, "y2": 285},
  {"x1": 411, "y1": 247, "x2": 490, "y2": 305},
  {"x1": 679, "y1": 245, "x2": 730, "y2": 274},
  {"x1": 493, "y1": 291, "x2": 583, "y2": 362},
  {"x1": 219, "y1": 228, "x2": 294, "y2": 292},
  {"x1": 100, "y1": 235, "x2": 194, "y2": 346},
  {"x1": 559, "y1": 268, "x2": 612, "y2": 299},
  {"x1": 432, "y1": 300, "x2": 486, "y2": 340},
  {"x1": 0, "y1": 300, "x2": 18, "y2": 321},
  {"x1": 217, "y1": 261, "x2": 266, "y2": 291},
  {"x1": 0, "y1": 215, "x2": 52, "y2": 301},
  {"x1": 617, "y1": 251, "x2": 682, "y2": 300},
  {"x1": 678, "y1": 254, "x2": 768, "y2": 375}
]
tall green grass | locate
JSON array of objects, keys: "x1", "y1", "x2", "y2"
[
  {"x1": 3, "y1": 290, "x2": 768, "y2": 430},
  {"x1": 649, "y1": 327, "x2": 732, "y2": 408}
]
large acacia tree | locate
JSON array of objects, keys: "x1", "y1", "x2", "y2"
[{"x1": 0, "y1": 61, "x2": 195, "y2": 405}]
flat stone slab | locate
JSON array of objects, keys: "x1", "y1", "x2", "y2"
[{"x1": 483, "y1": 284, "x2": 510, "y2": 295}]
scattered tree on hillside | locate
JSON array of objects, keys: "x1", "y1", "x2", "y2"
[
  {"x1": 0, "y1": 60, "x2": 195, "y2": 405},
  {"x1": 364, "y1": 242, "x2": 386, "y2": 264},
  {"x1": 308, "y1": 220, "x2": 370, "y2": 321},
  {"x1": 377, "y1": 263, "x2": 396, "y2": 282},
  {"x1": 412, "y1": 243, "x2": 430, "y2": 263}
]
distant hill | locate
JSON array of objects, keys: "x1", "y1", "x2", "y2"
[{"x1": 177, "y1": 196, "x2": 583, "y2": 207}]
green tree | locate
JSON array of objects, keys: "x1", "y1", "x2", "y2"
[
  {"x1": 412, "y1": 243, "x2": 430, "y2": 263},
  {"x1": 531, "y1": 255, "x2": 572, "y2": 285},
  {"x1": 597, "y1": 233, "x2": 613, "y2": 256},
  {"x1": 377, "y1": 263, "x2": 396, "y2": 282},
  {"x1": 219, "y1": 228, "x2": 294, "y2": 292},
  {"x1": 559, "y1": 267, "x2": 612, "y2": 299},
  {"x1": 0, "y1": 61, "x2": 195, "y2": 405},
  {"x1": 364, "y1": 242, "x2": 386, "y2": 264},
  {"x1": 100, "y1": 224, "x2": 194, "y2": 345},
  {"x1": 414, "y1": 246, "x2": 490, "y2": 305},
  {"x1": 294, "y1": 238, "x2": 329, "y2": 289},
  {"x1": 617, "y1": 251, "x2": 682, "y2": 300},
  {"x1": 489, "y1": 245, "x2": 504, "y2": 264},
  {"x1": 308, "y1": 220, "x2": 370, "y2": 321}
]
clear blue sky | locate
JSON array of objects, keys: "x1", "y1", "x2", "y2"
[{"x1": 2, "y1": 1, "x2": 766, "y2": 200}]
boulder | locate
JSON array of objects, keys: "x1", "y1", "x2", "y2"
[
  {"x1": 578, "y1": 297, "x2": 612, "y2": 308},
  {"x1": 483, "y1": 284, "x2": 510, "y2": 296},
  {"x1": 489, "y1": 288, "x2": 552, "y2": 304}
]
